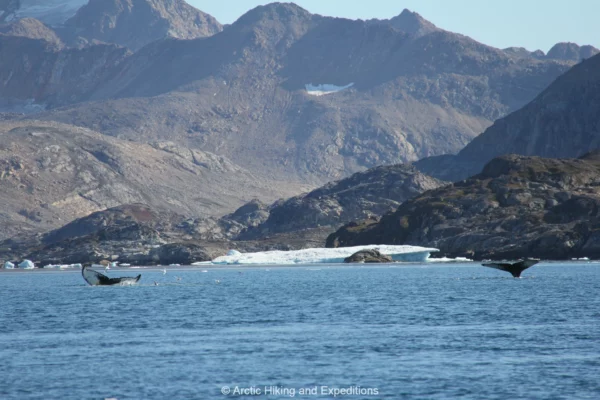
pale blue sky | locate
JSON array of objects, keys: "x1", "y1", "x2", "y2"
[{"x1": 188, "y1": 0, "x2": 599, "y2": 53}]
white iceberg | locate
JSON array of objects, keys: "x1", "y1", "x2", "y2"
[
  {"x1": 43, "y1": 263, "x2": 82, "y2": 269},
  {"x1": 3, "y1": 261, "x2": 15, "y2": 269},
  {"x1": 18, "y1": 260, "x2": 35, "y2": 269},
  {"x1": 305, "y1": 83, "x2": 354, "y2": 96},
  {"x1": 211, "y1": 245, "x2": 438, "y2": 265}
]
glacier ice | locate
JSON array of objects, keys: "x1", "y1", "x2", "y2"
[
  {"x1": 211, "y1": 245, "x2": 438, "y2": 265},
  {"x1": 18, "y1": 260, "x2": 35, "y2": 269}
]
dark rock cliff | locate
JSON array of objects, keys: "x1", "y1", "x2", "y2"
[{"x1": 328, "y1": 153, "x2": 600, "y2": 260}]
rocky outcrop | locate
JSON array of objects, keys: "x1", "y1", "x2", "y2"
[
  {"x1": 63, "y1": 0, "x2": 222, "y2": 51},
  {"x1": 328, "y1": 153, "x2": 600, "y2": 260},
  {"x1": 344, "y1": 249, "x2": 392, "y2": 263},
  {"x1": 0, "y1": 17, "x2": 63, "y2": 48},
  {"x1": 0, "y1": 203, "x2": 217, "y2": 265},
  {"x1": 238, "y1": 164, "x2": 446, "y2": 240},
  {"x1": 415, "y1": 52, "x2": 600, "y2": 182}
]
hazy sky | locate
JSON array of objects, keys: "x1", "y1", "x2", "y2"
[{"x1": 187, "y1": 0, "x2": 599, "y2": 52}]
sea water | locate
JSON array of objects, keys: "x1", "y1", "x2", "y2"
[{"x1": 0, "y1": 263, "x2": 599, "y2": 399}]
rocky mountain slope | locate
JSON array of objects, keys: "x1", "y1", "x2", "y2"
[
  {"x1": 0, "y1": 120, "x2": 308, "y2": 240},
  {"x1": 0, "y1": 163, "x2": 446, "y2": 265},
  {"x1": 415, "y1": 52, "x2": 600, "y2": 181},
  {"x1": 62, "y1": 0, "x2": 223, "y2": 51},
  {"x1": 0, "y1": 32, "x2": 130, "y2": 113},
  {"x1": 2, "y1": 2, "x2": 577, "y2": 184},
  {"x1": 328, "y1": 153, "x2": 600, "y2": 260},
  {"x1": 236, "y1": 164, "x2": 445, "y2": 240},
  {"x1": 0, "y1": 17, "x2": 63, "y2": 48}
]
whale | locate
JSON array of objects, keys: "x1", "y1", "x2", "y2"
[
  {"x1": 482, "y1": 259, "x2": 540, "y2": 278},
  {"x1": 81, "y1": 266, "x2": 141, "y2": 286}
]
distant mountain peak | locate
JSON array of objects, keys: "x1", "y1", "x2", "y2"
[
  {"x1": 546, "y1": 42, "x2": 599, "y2": 61},
  {"x1": 388, "y1": 8, "x2": 438, "y2": 37},
  {"x1": 235, "y1": 2, "x2": 312, "y2": 26},
  {"x1": 64, "y1": 0, "x2": 223, "y2": 51}
]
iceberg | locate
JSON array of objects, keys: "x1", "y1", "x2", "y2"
[
  {"x1": 211, "y1": 245, "x2": 438, "y2": 265},
  {"x1": 18, "y1": 260, "x2": 35, "y2": 269},
  {"x1": 3, "y1": 261, "x2": 15, "y2": 269},
  {"x1": 42, "y1": 263, "x2": 83, "y2": 269},
  {"x1": 305, "y1": 83, "x2": 354, "y2": 96}
]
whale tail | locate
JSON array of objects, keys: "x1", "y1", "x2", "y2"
[
  {"x1": 82, "y1": 266, "x2": 142, "y2": 286},
  {"x1": 482, "y1": 259, "x2": 540, "y2": 278}
]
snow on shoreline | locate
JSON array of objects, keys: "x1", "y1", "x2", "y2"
[
  {"x1": 305, "y1": 83, "x2": 354, "y2": 96},
  {"x1": 210, "y1": 245, "x2": 438, "y2": 265}
]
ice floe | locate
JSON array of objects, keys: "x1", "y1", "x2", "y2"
[
  {"x1": 305, "y1": 83, "x2": 354, "y2": 96},
  {"x1": 428, "y1": 257, "x2": 474, "y2": 263},
  {"x1": 18, "y1": 260, "x2": 35, "y2": 269},
  {"x1": 211, "y1": 245, "x2": 438, "y2": 265},
  {"x1": 42, "y1": 263, "x2": 82, "y2": 269}
]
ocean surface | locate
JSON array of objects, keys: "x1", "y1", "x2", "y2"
[{"x1": 1, "y1": 262, "x2": 599, "y2": 400}]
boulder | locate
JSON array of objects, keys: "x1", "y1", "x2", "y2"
[
  {"x1": 344, "y1": 249, "x2": 393, "y2": 263},
  {"x1": 149, "y1": 243, "x2": 211, "y2": 265}
]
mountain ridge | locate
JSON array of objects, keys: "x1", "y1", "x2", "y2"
[{"x1": 415, "y1": 52, "x2": 600, "y2": 181}]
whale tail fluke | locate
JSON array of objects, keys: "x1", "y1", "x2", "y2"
[
  {"x1": 82, "y1": 266, "x2": 142, "y2": 286},
  {"x1": 482, "y1": 259, "x2": 540, "y2": 278}
]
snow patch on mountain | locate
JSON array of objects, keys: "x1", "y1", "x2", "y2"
[
  {"x1": 15, "y1": 0, "x2": 86, "y2": 25},
  {"x1": 305, "y1": 83, "x2": 354, "y2": 96}
]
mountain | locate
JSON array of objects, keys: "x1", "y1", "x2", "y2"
[
  {"x1": 546, "y1": 42, "x2": 599, "y2": 62},
  {"x1": 1, "y1": 0, "x2": 87, "y2": 25},
  {"x1": 0, "y1": 120, "x2": 309, "y2": 240},
  {"x1": 63, "y1": 0, "x2": 223, "y2": 51},
  {"x1": 415, "y1": 52, "x2": 600, "y2": 181},
  {"x1": 328, "y1": 153, "x2": 600, "y2": 260},
  {"x1": 5, "y1": 2, "x2": 574, "y2": 185},
  {"x1": 0, "y1": 17, "x2": 63, "y2": 48},
  {"x1": 236, "y1": 164, "x2": 445, "y2": 240},
  {"x1": 0, "y1": 33, "x2": 130, "y2": 112},
  {"x1": 503, "y1": 43, "x2": 599, "y2": 62},
  {"x1": 371, "y1": 9, "x2": 439, "y2": 37}
]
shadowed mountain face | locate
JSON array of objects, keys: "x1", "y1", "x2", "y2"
[
  {"x1": 2, "y1": 2, "x2": 575, "y2": 185},
  {"x1": 415, "y1": 52, "x2": 600, "y2": 181},
  {"x1": 236, "y1": 164, "x2": 446, "y2": 240},
  {"x1": 63, "y1": 0, "x2": 223, "y2": 51},
  {"x1": 0, "y1": 120, "x2": 309, "y2": 240},
  {"x1": 0, "y1": 33, "x2": 130, "y2": 112},
  {"x1": 328, "y1": 153, "x2": 600, "y2": 260}
]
